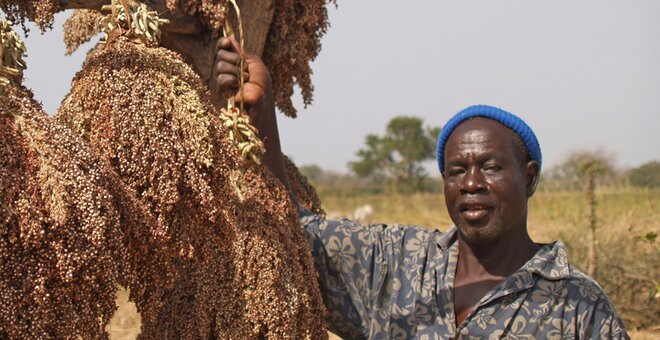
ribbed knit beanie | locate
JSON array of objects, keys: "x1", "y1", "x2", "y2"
[{"x1": 436, "y1": 105, "x2": 542, "y2": 174}]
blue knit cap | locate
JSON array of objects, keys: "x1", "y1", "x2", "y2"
[{"x1": 436, "y1": 105, "x2": 542, "y2": 174}]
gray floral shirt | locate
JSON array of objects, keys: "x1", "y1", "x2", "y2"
[{"x1": 300, "y1": 211, "x2": 629, "y2": 339}]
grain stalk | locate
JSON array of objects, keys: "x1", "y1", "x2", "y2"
[
  {"x1": 219, "y1": 0, "x2": 265, "y2": 201},
  {"x1": 99, "y1": 0, "x2": 169, "y2": 46}
]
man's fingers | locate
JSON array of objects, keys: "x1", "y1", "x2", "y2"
[
  {"x1": 216, "y1": 49, "x2": 240, "y2": 65},
  {"x1": 216, "y1": 36, "x2": 243, "y2": 55},
  {"x1": 216, "y1": 73, "x2": 239, "y2": 90},
  {"x1": 216, "y1": 60, "x2": 248, "y2": 79}
]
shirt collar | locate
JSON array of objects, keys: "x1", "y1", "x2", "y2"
[
  {"x1": 436, "y1": 226, "x2": 571, "y2": 281},
  {"x1": 523, "y1": 240, "x2": 571, "y2": 280}
]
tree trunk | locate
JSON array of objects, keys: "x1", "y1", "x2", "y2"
[{"x1": 586, "y1": 174, "x2": 597, "y2": 280}]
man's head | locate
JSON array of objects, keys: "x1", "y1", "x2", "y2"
[{"x1": 437, "y1": 105, "x2": 541, "y2": 245}]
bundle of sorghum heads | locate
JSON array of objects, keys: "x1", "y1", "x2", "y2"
[
  {"x1": 57, "y1": 34, "x2": 327, "y2": 338},
  {"x1": 165, "y1": 0, "x2": 334, "y2": 117},
  {"x1": 63, "y1": 9, "x2": 103, "y2": 55},
  {"x1": 0, "y1": 0, "x2": 62, "y2": 31},
  {"x1": 165, "y1": 0, "x2": 226, "y2": 35},
  {"x1": 284, "y1": 155, "x2": 325, "y2": 216},
  {"x1": 0, "y1": 85, "x2": 130, "y2": 338},
  {"x1": 0, "y1": 18, "x2": 172, "y2": 338},
  {"x1": 263, "y1": 0, "x2": 335, "y2": 117}
]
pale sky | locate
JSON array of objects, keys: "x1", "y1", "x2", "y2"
[{"x1": 19, "y1": 0, "x2": 660, "y2": 173}]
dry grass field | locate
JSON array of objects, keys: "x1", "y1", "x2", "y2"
[{"x1": 108, "y1": 187, "x2": 659, "y2": 338}]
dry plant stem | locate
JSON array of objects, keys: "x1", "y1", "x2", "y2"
[{"x1": 62, "y1": 0, "x2": 205, "y2": 35}]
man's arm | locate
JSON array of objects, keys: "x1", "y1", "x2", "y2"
[
  {"x1": 214, "y1": 37, "x2": 295, "y2": 203},
  {"x1": 214, "y1": 38, "x2": 441, "y2": 338}
]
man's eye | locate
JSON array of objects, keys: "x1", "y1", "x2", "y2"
[
  {"x1": 484, "y1": 164, "x2": 501, "y2": 172},
  {"x1": 446, "y1": 169, "x2": 464, "y2": 177}
]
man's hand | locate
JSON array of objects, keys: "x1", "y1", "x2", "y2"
[
  {"x1": 215, "y1": 37, "x2": 272, "y2": 108},
  {"x1": 214, "y1": 36, "x2": 298, "y2": 205}
]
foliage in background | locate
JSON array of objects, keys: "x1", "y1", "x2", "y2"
[
  {"x1": 540, "y1": 149, "x2": 620, "y2": 191},
  {"x1": 348, "y1": 116, "x2": 441, "y2": 193},
  {"x1": 560, "y1": 150, "x2": 615, "y2": 279},
  {"x1": 628, "y1": 161, "x2": 660, "y2": 188}
]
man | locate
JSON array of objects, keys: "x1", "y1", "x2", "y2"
[{"x1": 215, "y1": 38, "x2": 629, "y2": 339}]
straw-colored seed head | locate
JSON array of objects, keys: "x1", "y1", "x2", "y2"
[
  {"x1": 284, "y1": 155, "x2": 325, "y2": 216},
  {"x1": 0, "y1": 84, "x2": 130, "y2": 338},
  {"x1": 0, "y1": 0, "x2": 62, "y2": 32},
  {"x1": 57, "y1": 36, "x2": 327, "y2": 338},
  {"x1": 63, "y1": 9, "x2": 103, "y2": 55}
]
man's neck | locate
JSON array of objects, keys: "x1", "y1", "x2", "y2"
[
  {"x1": 456, "y1": 229, "x2": 539, "y2": 280},
  {"x1": 452, "y1": 228, "x2": 540, "y2": 326}
]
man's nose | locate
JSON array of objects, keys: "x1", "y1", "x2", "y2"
[{"x1": 460, "y1": 167, "x2": 486, "y2": 194}]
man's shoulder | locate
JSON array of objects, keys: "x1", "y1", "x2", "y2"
[{"x1": 561, "y1": 266, "x2": 614, "y2": 305}]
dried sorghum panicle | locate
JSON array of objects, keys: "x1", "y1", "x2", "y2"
[
  {"x1": 216, "y1": 164, "x2": 328, "y2": 339},
  {"x1": 0, "y1": 20, "x2": 159, "y2": 338},
  {"x1": 0, "y1": 0, "x2": 62, "y2": 32},
  {"x1": 165, "y1": 0, "x2": 335, "y2": 117},
  {"x1": 165, "y1": 0, "x2": 227, "y2": 36},
  {"x1": 57, "y1": 34, "x2": 327, "y2": 338},
  {"x1": 284, "y1": 155, "x2": 325, "y2": 216},
  {"x1": 1, "y1": 18, "x2": 171, "y2": 339},
  {"x1": 262, "y1": 0, "x2": 335, "y2": 117},
  {"x1": 63, "y1": 9, "x2": 102, "y2": 55},
  {"x1": 0, "y1": 84, "x2": 133, "y2": 339},
  {"x1": 58, "y1": 38, "x2": 232, "y2": 338}
]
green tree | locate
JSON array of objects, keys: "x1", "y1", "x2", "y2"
[
  {"x1": 349, "y1": 116, "x2": 440, "y2": 192},
  {"x1": 628, "y1": 161, "x2": 660, "y2": 188}
]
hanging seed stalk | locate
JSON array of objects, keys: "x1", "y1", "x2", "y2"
[
  {"x1": 63, "y1": 9, "x2": 103, "y2": 55},
  {"x1": 219, "y1": 0, "x2": 265, "y2": 201},
  {"x1": 0, "y1": 19, "x2": 167, "y2": 339},
  {"x1": 0, "y1": 0, "x2": 62, "y2": 32},
  {"x1": 283, "y1": 155, "x2": 325, "y2": 216},
  {"x1": 57, "y1": 1, "x2": 327, "y2": 338}
]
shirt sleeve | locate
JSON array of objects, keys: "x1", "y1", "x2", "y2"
[
  {"x1": 589, "y1": 298, "x2": 630, "y2": 339},
  {"x1": 299, "y1": 208, "x2": 437, "y2": 339}
]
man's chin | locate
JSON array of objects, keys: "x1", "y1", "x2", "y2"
[{"x1": 456, "y1": 224, "x2": 498, "y2": 245}]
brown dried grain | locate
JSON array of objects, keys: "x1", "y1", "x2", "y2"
[
  {"x1": 165, "y1": 0, "x2": 227, "y2": 35},
  {"x1": 63, "y1": 9, "x2": 102, "y2": 55},
  {"x1": 57, "y1": 38, "x2": 327, "y2": 339},
  {"x1": 166, "y1": 0, "x2": 334, "y2": 117},
  {"x1": 0, "y1": 0, "x2": 62, "y2": 32},
  {"x1": 0, "y1": 85, "x2": 148, "y2": 338},
  {"x1": 284, "y1": 155, "x2": 325, "y2": 216},
  {"x1": 262, "y1": 0, "x2": 335, "y2": 117}
]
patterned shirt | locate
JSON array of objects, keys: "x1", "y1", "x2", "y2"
[{"x1": 300, "y1": 210, "x2": 629, "y2": 339}]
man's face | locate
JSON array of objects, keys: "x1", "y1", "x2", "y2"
[{"x1": 443, "y1": 118, "x2": 539, "y2": 245}]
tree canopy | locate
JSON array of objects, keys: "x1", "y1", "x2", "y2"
[
  {"x1": 628, "y1": 161, "x2": 660, "y2": 188},
  {"x1": 349, "y1": 116, "x2": 441, "y2": 192}
]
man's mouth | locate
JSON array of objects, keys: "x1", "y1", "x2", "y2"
[{"x1": 459, "y1": 204, "x2": 493, "y2": 221}]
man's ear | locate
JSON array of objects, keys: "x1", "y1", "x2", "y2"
[{"x1": 525, "y1": 160, "x2": 540, "y2": 197}]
